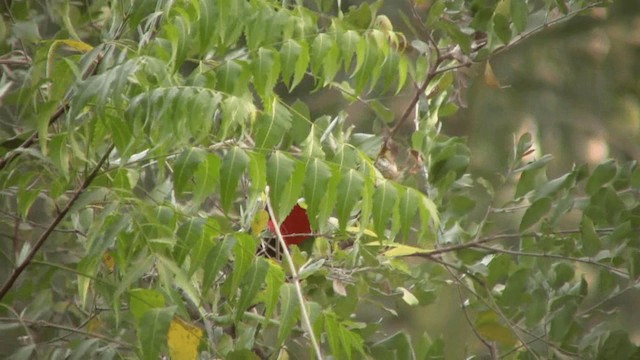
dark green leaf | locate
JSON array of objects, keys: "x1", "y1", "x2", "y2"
[
  {"x1": 138, "y1": 306, "x2": 176, "y2": 360},
  {"x1": 520, "y1": 197, "x2": 552, "y2": 231}
]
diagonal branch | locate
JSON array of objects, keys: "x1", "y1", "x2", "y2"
[
  {"x1": 0, "y1": 144, "x2": 115, "y2": 301},
  {"x1": 264, "y1": 187, "x2": 323, "y2": 359}
]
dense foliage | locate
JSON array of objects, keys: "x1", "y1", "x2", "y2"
[{"x1": 2, "y1": 0, "x2": 637, "y2": 359}]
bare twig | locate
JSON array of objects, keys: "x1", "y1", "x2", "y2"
[
  {"x1": 0, "y1": 316, "x2": 131, "y2": 348},
  {"x1": 0, "y1": 144, "x2": 115, "y2": 301},
  {"x1": 264, "y1": 186, "x2": 323, "y2": 359}
]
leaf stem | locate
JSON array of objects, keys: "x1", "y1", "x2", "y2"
[{"x1": 264, "y1": 186, "x2": 324, "y2": 359}]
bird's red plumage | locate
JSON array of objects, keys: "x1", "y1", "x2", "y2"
[{"x1": 267, "y1": 204, "x2": 312, "y2": 246}]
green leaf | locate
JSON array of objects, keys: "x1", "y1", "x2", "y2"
[
  {"x1": 193, "y1": 152, "x2": 221, "y2": 206},
  {"x1": 264, "y1": 261, "x2": 284, "y2": 325},
  {"x1": 324, "y1": 312, "x2": 365, "y2": 360},
  {"x1": 247, "y1": 152, "x2": 266, "y2": 205},
  {"x1": 138, "y1": 306, "x2": 176, "y2": 360},
  {"x1": 291, "y1": 39, "x2": 309, "y2": 90},
  {"x1": 173, "y1": 148, "x2": 205, "y2": 197},
  {"x1": 474, "y1": 310, "x2": 518, "y2": 346},
  {"x1": 586, "y1": 159, "x2": 617, "y2": 195},
  {"x1": 520, "y1": 197, "x2": 552, "y2": 231},
  {"x1": 311, "y1": 33, "x2": 333, "y2": 80},
  {"x1": 580, "y1": 216, "x2": 600, "y2": 257},
  {"x1": 493, "y1": 13, "x2": 512, "y2": 44},
  {"x1": 49, "y1": 133, "x2": 69, "y2": 178},
  {"x1": 340, "y1": 30, "x2": 360, "y2": 72},
  {"x1": 266, "y1": 151, "x2": 296, "y2": 220},
  {"x1": 372, "y1": 180, "x2": 398, "y2": 239},
  {"x1": 202, "y1": 237, "x2": 233, "y2": 293},
  {"x1": 129, "y1": 289, "x2": 165, "y2": 322},
  {"x1": 277, "y1": 283, "x2": 299, "y2": 346},
  {"x1": 220, "y1": 95, "x2": 256, "y2": 140},
  {"x1": 253, "y1": 101, "x2": 292, "y2": 150},
  {"x1": 253, "y1": 47, "x2": 280, "y2": 101},
  {"x1": 289, "y1": 100, "x2": 311, "y2": 144},
  {"x1": 236, "y1": 257, "x2": 269, "y2": 321},
  {"x1": 280, "y1": 39, "x2": 301, "y2": 89},
  {"x1": 336, "y1": 169, "x2": 364, "y2": 231},
  {"x1": 511, "y1": 0, "x2": 528, "y2": 32},
  {"x1": 216, "y1": 60, "x2": 247, "y2": 95},
  {"x1": 304, "y1": 158, "x2": 332, "y2": 231},
  {"x1": 219, "y1": 147, "x2": 250, "y2": 212},
  {"x1": 371, "y1": 331, "x2": 415, "y2": 360},
  {"x1": 278, "y1": 159, "x2": 305, "y2": 220},
  {"x1": 549, "y1": 303, "x2": 577, "y2": 341},
  {"x1": 229, "y1": 233, "x2": 256, "y2": 300}
]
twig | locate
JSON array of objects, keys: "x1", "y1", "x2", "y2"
[
  {"x1": 0, "y1": 316, "x2": 131, "y2": 348},
  {"x1": 472, "y1": 244, "x2": 629, "y2": 278},
  {"x1": 0, "y1": 144, "x2": 115, "y2": 301},
  {"x1": 264, "y1": 186, "x2": 324, "y2": 359}
]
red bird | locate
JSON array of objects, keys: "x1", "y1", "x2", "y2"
[{"x1": 267, "y1": 204, "x2": 312, "y2": 246}]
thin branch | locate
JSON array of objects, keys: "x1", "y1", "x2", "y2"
[
  {"x1": 0, "y1": 316, "x2": 132, "y2": 348},
  {"x1": 0, "y1": 144, "x2": 115, "y2": 301},
  {"x1": 264, "y1": 186, "x2": 323, "y2": 359},
  {"x1": 472, "y1": 244, "x2": 629, "y2": 278}
]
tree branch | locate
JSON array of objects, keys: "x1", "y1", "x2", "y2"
[
  {"x1": 0, "y1": 144, "x2": 114, "y2": 301},
  {"x1": 264, "y1": 187, "x2": 323, "y2": 359}
]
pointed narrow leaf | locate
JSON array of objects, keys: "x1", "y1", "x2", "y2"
[
  {"x1": 340, "y1": 30, "x2": 360, "y2": 71},
  {"x1": 193, "y1": 153, "x2": 221, "y2": 206},
  {"x1": 202, "y1": 237, "x2": 233, "y2": 292},
  {"x1": 219, "y1": 147, "x2": 250, "y2": 212},
  {"x1": 229, "y1": 233, "x2": 256, "y2": 300},
  {"x1": 398, "y1": 187, "x2": 420, "y2": 240},
  {"x1": 264, "y1": 262, "x2": 284, "y2": 324},
  {"x1": 173, "y1": 148, "x2": 205, "y2": 197},
  {"x1": 278, "y1": 160, "x2": 305, "y2": 221},
  {"x1": 291, "y1": 39, "x2": 309, "y2": 90},
  {"x1": 247, "y1": 152, "x2": 266, "y2": 205},
  {"x1": 266, "y1": 151, "x2": 295, "y2": 220},
  {"x1": 372, "y1": 180, "x2": 398, "y2": 239},
  {"x1": 520, "y1": 197, "x2": 552, "y2": 231},
  {"x1": 253, "y1": 47, "x2": 280, "y2": 101},
  {"x1": 253, "y1": 101, "x2": 292, "y2": 150},
  {"x1": 336, "y1": 169, "x2": 364, "y2": 231},
  {"x1": 129, "y1": 289, "x2": 165, "y2": 322},
  {"x1": 139, "y1": 306, "x2": 176, "y2": 360},
  {"x1": 304, "y1": 159, "x2": 332, "y2": 231},
  {"x1": 236, "y1": 258, "x2": 269, "y2": 321},
  {"x1": 280, "y1": 39, "x2": 301, "y2": 89},
  {"x1": 277, "y1": 283, "x2": 299, "y2": 345}
]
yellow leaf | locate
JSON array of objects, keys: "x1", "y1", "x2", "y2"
[
  {"x1": 484, "y1": 61, "x2": 501, "y2": 88},
  {"x1": 87, "y1": 317, "x2": 101, "y2": 333},
  {"x1": 383, "y1": 244, "x2": 431, "y2": 257},
  {"x1": 56, "y1": 39, "x2": 94, "y2": 52},
  {"x1": 167, "y1": 317, "x2": 203, "y2": 360},
  {"x1": 345, "y1": 225, "x2": 377, "y2": 238},
  {"x1": 475, "y1": 311, "x2": 519, "y2": 346},
  {"x1": 102, "y1": 250, "x2": 115, "y2": 273},
  {"x1": 251, "y1": 209, "x2": 270, "y2": 236}
]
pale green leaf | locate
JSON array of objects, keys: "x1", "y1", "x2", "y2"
[
  {"x1": 236, "y1": 257, "x2": 269, "y2": 321},
  {"x1": 277, "y1": 283, "x2": 299, "y2": 345},
  {"x1": 192, "y1": 152, "x2": 221, "y2": 206},
  {"x1": 264, "y1": 261, "x2": 285, "y2": 325},
  {"x1": 129, "y1": 289, "x2": 165, "y2": 322},
  {"x1": 173, "y1": 148, "x2": 205, "y2": 197},
  {"x1": 304, "y1": 158, "x2": 332, "y2": 231},
  {"x1": 219, "y1": 147, "x2": 250, "y2": 212},
  {"x1": 253, "y1": 101, "x2": 292, "y2": 150},
  {"x1": 266, "y1": 151, "x2": 295, "y2": 219},
  {"x1": 229, "y1": 233, "x2": 256, "y2": 300},
  {"x1": 253, "y1": 47, "x2": 280, "y2": 101},
  {"x1": 336, "y1": 169, "x2": 364, "y2": 231},
  {"x1": 372, "y1": 180, "x2": 398, "y2": 239},
  {"x1": 138, "y1": 306, "x2": 176, "y2": 360},
  {"x1": 202, "y1": 237, "x2": 234, "y2": 293}
]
